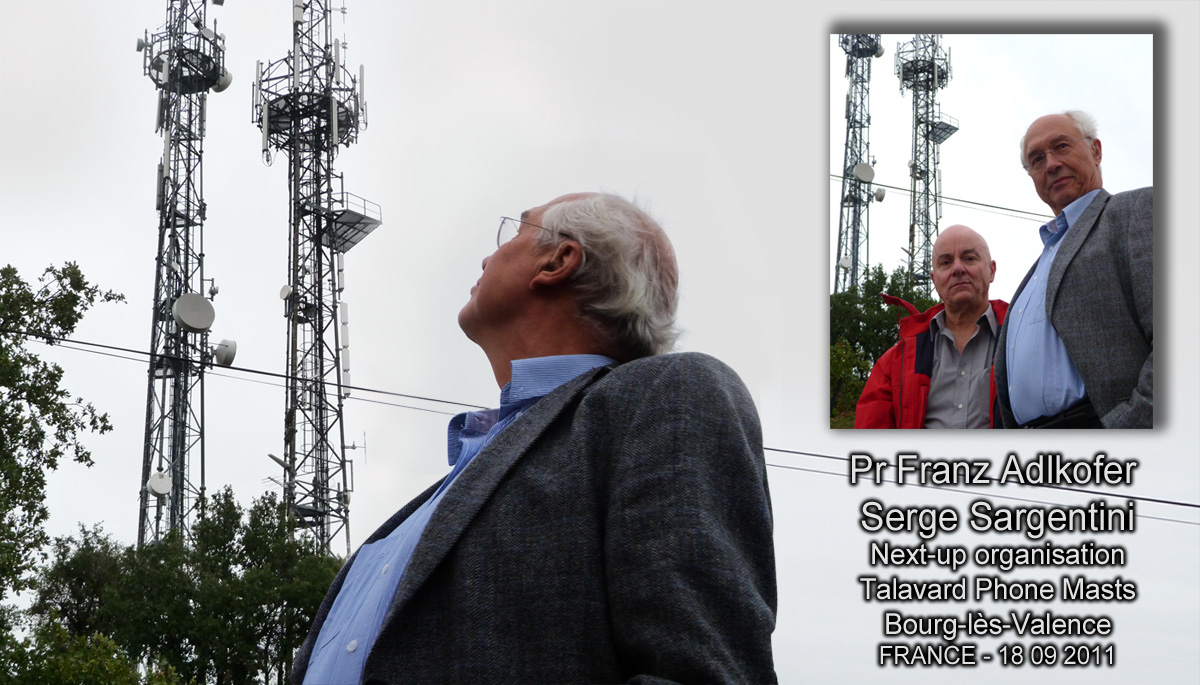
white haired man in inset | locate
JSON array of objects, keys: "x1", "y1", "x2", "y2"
[{"x1": 996, "y1": 111, "x2": 1153, "y2": 428}]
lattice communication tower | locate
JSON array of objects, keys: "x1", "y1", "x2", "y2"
[
  {"x1": 253, "y1": 0, "x2": 381, "y2": 556},
  {"x1": 136, "y1": 0, "x2": 236, "y2": 547},
  {"x1": 834, "y1": 34, "x2": 884, "y2": 294},
  {"x1": 895, "y1": 34, "x2": 958, "y2": 296}
]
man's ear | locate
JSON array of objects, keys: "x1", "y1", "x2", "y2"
[{"x1": 530, "y1": 241, "x2": 584, "y2": 289}]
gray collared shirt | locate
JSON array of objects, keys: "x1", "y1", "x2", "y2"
[{"x1": 924, "y1": 304, "x2": 999, "y2": 429}]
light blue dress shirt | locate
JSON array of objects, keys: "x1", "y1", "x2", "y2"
[
  {"x1": 303, "y1": 354, "x2": 615, "y2": 684},
  {"x1": 1005, "y1": 189, "x2": 1100, "y2": 425}
]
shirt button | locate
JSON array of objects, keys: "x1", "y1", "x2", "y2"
[
  {"x1": 381, "y1": 563, "x2": 390, "y2": 576},
  {"x1": 957, "y1": 404, "x2": 964, "y2": 409},
  {"x1": 960, "y1": 371, "x2": 966, "y2": 376},
  {"x1": 347, "y1": 640, "x2": 358, "y2": 653}
]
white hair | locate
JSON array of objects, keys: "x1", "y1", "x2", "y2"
[
  {"x1": 1019, "y1": 110, "x2": 1099, "y2": 169},
  {"x1": 537, "y1": 193, "x2": 679, "y2": 360}
]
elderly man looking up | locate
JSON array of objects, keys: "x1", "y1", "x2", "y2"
[
  {"x1": 996, "y1": 111, "x2": 1153, "y2": 428},
  {"x1": 293, "y1": 192, "x2": 777, "y2": 684},
  {"x1": 856, "y1": 225, "x2": 1008, "y2": 429}
]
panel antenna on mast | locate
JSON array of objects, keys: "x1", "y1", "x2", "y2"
[
  {"x1": 896, "y1": 34, "x2": 958, "y2": 296},
  {"x1": 135, "y1": 0, "x2": 237, "y2": 547},
  {"x1": 253, "y1": 0, "x2": 382, "y2": 556}
]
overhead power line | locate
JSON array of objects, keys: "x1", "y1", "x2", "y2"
[
  {"x1": 2, "y1": 326, "x2": 486, "y2": 411},
  {"x1": 52, "y1": 340, "x2": 462, "y2": 418},
  {"x1": 830, "y1": 173, "x2": 1054, "y2": 223},
  {"x1": 7, "y1": 326, "x2": 1198, "y2": 519}
]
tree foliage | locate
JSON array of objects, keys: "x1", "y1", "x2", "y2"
[
  {"x1": 0, "y1": 620, "x2": 183, "y2": 685},
  {"x1": 829, "y1": 339, "x2": 872, "y2": 422},
  {"x1": 0, "y1": 263, "x2": 123, "y2": 594},
  {"x1": 829, "y1": 265, "x2": 938, "y2": 422},
  {"x1": 27, "y1": 524, "x2": 125, "y2": 638},
  {"x1": 23, "y1": 490, "x2": 342, "y2": 685},
  {"x1": 0, "y1": 264, "x2": 340, "y2": 680}
]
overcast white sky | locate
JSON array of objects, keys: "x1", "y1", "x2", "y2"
[{"x1": 2, "y1": 2, "x2": 1197, "y2": 683}]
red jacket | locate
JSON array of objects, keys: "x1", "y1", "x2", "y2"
[{"x1": 854, "y1": 295, "x2": 1008, "y2": 429}]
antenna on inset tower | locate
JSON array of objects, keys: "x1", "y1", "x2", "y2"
[
  {"x1": 896, "y1": 34, "x2": 958, "y2": 296},
  {"x1": 834, "y1": 34, "x2": 884, "y2": 295}
]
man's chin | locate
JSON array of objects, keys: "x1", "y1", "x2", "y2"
[
  {"x1": 1049, "y1": 186, "x2": 1085, "y2": 212},
  {"x1": 946, "y1": 294, "x2": 985, "y2": 311},
  {"x1": 456, "y1": 305, "x2": 475, "y2": 338}
]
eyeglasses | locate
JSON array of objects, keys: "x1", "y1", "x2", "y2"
[
  {"x1": 497, "y1": 216, "x2": 536, "y2": 247},
  {"x1": 496, "y1": 216, "x2": 561, "y2": 248},
  {"x1": 495, "y1": 216, "x2": 586, "y2": 269},
  {"x1": 1025, "y1": 136, "x2": 1090, "y2": 173}
]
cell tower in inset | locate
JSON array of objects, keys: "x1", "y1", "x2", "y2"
[
  {"x1": 895, "y1": 34, "x2": 958, "y2": 296},
  {"x1": 136, "y1": 0, "x2": 237, "y2": 547},
  {"x1": 834, "y1": 34, "x2": 885, "y2": 294},
  {"x1": 254, "y1": 0, "x2": 381, "y2": 555}
]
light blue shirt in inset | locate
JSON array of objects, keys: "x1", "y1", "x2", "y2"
[
  {"x1": 303, "y1": 354, "x2": 615, "y2": 684},
  {"x1": 1005, "y1": 189, "x2": 1100, "y2": 425}
]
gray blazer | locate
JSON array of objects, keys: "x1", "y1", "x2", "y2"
[
  {"x1": 996, "y1": 187, "x2": 1153, "y2": 428},
  {"x1": 292, "y1": 352, "x2": 778, "y2": 684}
]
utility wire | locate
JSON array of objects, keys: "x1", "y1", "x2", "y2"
[
  {"x1": 830, "y1": 174, "x2": 1054, "y2": 223},
  {"x1": 3, "y1": 326, "x2": 486, "y2": 411},
  {"x1": 8, "y1": 326, "x2": 1199, "y2": 516},
  {"x1": 52, "y1": 340, "x2": 461, "y2": 418}
]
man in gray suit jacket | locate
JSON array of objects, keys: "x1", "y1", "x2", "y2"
[
  {"x1": 996, "y1": 111, "x2": 1153, "y2": 428},
  {"x1": 293, "y1": 192, "x2": 777, "y2": 683}
]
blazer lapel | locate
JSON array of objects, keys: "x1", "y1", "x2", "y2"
[
  {"x1": 1046, "y1": 189, "x2": 1109, "y2": 313},
  {"x1": 381, "y1": 364, "x2": 612, "y2": 621}
]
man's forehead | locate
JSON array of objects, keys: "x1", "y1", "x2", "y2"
[
  {"x1": 935, "y1": 243, "x2": 981, "y2": 256},
  {"x1": 1024, "y1": 115, "x2": 1078, "y2": 149},
  {"x1": 933, "y1": 227, "x2": 985, "y2": 254},
  {"x1": 933, "y1": 244, "x2": 985, "y2": 264}
]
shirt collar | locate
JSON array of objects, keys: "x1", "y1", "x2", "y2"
[
  {"x1": 1040, "y1": 188, "x2": 1102, "y2": 246},
  {"x1": 980, "y1": 303, "x2": 999, "y2": 337},
  {"x1": 500, "y1": 354, "x2": 617, "y2": 406},
  {"x1": 931, "y1": 303, "x2": 998, "y2": 339},
  {"x1": 447, "y1": 354, "x2": 616, "y2": 465}
]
